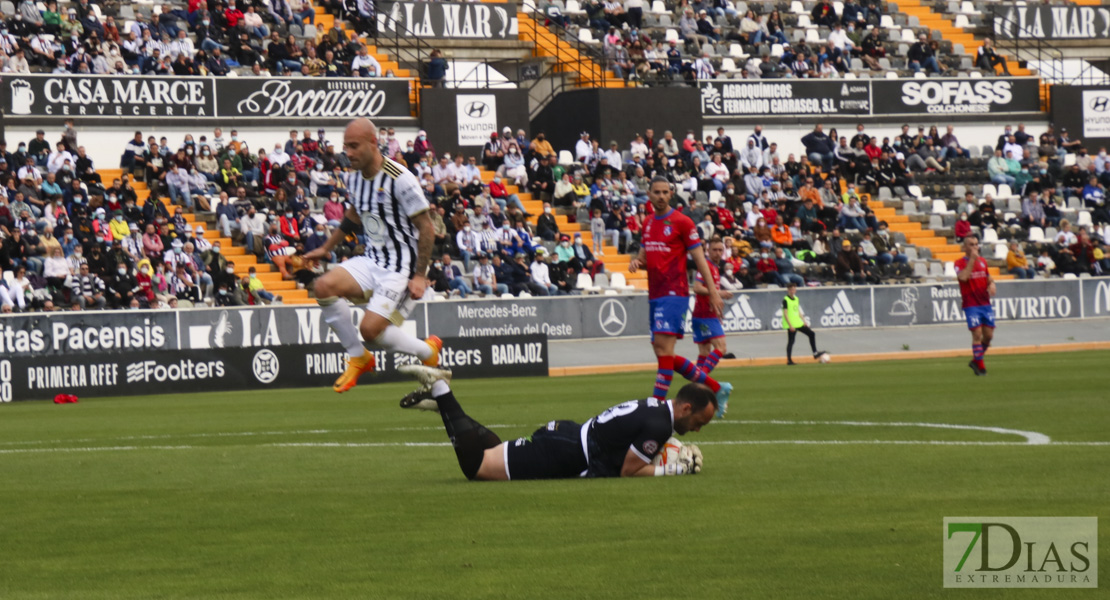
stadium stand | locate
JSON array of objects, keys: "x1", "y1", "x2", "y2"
[{"x1": 4, "y1": 1, "x2": 1110, "y2": 314}]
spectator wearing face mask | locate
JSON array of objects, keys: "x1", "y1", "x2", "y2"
[{"x1": 455, "y1": 222, "x2": 479, "y2": 273}]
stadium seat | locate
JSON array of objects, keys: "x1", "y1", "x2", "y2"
[
  {"x1": 931, "y1": 200, "x2": 954, "y2": 215},
  {"x1": 1028, "y1": 227, "x2": 1045, "y2": 243},
  {"x1": 909, "y1": 185, "x2": 929, "y2": 200},
  {"x1": 790, "y1": 1, "x2": 805, "y2": 14},
  {"x1": 880, "y1": 15, "x2": 895, "y2": 29},
  {"x1": 771, "y1": 44, "x2": 784, "y2": 58},
  {"x1": 576, "y1": 272, "x2": 600, "y2": 293},
  {"x1": 1064, "y1": 153, "x2": 1076, "y2": 167},
  {"x1": 594, "y1": 272, "x2": 610, "y2": 289},
  {"x1": 1063, "y1": 273, "x2": 1078, "y2": 280},
  {"x1": 564, "y1": 0, "x2": 586, "y2": 16},
  {"x1": 558, "y1": 150, "x2": 575, "y2": 166},
  {"x1": 578, "y1": 28, "x2": 600, "y2": 45},
  {"x1": 995, "y1": 184, "x2": 1014, "y2": 200},
  {"x1": 929, "y1": 215, "x2": 944, "y2": 230},
  {"x1": 913, "y1": 262, "x2": 928, "y2": 278},
  {"x1": 519, "y1": 291, "x2": 533, "y2": 298},
  {"x1": 1078, "y1": 211, "x2": 1094, "y2": 227},
  {"x1": 954, "y1": 15, "x2": 971, "y2": 29},
  {"x1": 993, "y1": 243, "x2": 1009, "y2": 260},
  {"x1": 500, "y1": 293, "x2": 515, "y2": 299},
  {"x1": 609, "y1": 272, "x2": 635, "y2": 292},
  {"x1": 650, "y1": 1, "x2": 668, "y2": 16},
  {"x1": 729, "y1": 44, "x2": 747, "y2": 59},
  {"x1": 981, "y1": 227, "x2": 999, "y2": 243},
  {"x1": 523, "y1": 0, "x2": 536, "y2": 13},
  {"x1": 943, "y1": 262, "x2": 958, "y2": 279},
  {"x1": 708, "y1": 190, "x2": 722, "y2": 204},
  {"x1": 665, "y1": 29, "x2": 680, "y2": 44},
  {"x1": 904, "y1": 247, "x2": 919, "y2": 262},
  {"x1": 796, "y1": 15, "x2": 812, "y2": 28},
  {"x1": 720, "y1": 58, "x2": 738, "y2": 73},
  {"x1": 981, "y1": 184, "x2": 997, "y2": 199}
]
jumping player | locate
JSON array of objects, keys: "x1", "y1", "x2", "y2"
[
  {"x1": 692, "y1": 237, "x2": 732, "y2": 374},
  {"x1": 305, "y1": 118, "x2": 442, "y2": 393},
  {"x1": 782, "y1": 282, "x2": 826, "y2": 365},
  {"x1": 397, "y1": 365, "x2": 712, "y2": 480},
  {"x1": 955, "y1": 235, "x2": 996, "y2": 375},
  {"x1": 629, "y1": 177, "x2": 733, "y2": 418}
]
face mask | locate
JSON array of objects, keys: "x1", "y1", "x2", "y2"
[
  {"x1": 418, "y1": 135, "x2": 426, "y2": 141},
  {"x1": 464, "y1": 226, "x2": 471, "y2": 231},
  {"x1": 65, "y1": 234, "x2": 73, "y2": 240},
  {"x1": 249, "y1": 273, "x2": 257, "y2": 279},
  {"x1": 502, "y1": 224, "x2": 510, "y2": 230},
  {"x1": 285, "y1": 212, "x2": 293, "y2": 218},
  {"x1": 561, "y1": 241, "x2": 570, "y2": 247},
  {"x1": 115, "y1": 215, "x2": 124, "y2": 222},
  {"x1": 493, "y1": 177, "x2": 501, "y2": 183},
  {"x1": 141, "y1": 267, "x2": 149, "y2": 275},
  {"x1": 218, "y1": 289, "x2": 227, "y2": 295},
  {"x1": 434, "y1": 262, "x2": 442, "y2": 269},
  {"x1": 212, "y1": 247, "x2": 221, "y2": 254},
  {"x1": 544, "y1": 207, "x2": 552, "y2": 214},
  {"x1": 174, "y1": 248, "x2": 182, "y2": 254},
  {"x1": 961, "y1": 215, "x2": 968, "y2": 221},
  {"x1": 117, "y1": 267, "x2": 128, "y2": 275}
]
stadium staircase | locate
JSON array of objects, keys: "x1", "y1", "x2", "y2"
[
  {"x1": 97, "y1": 169, "x2": 314, "y2": 305},
  {"x1": 515, "y1": 12, "x2": 628, "y2": 89},
  {"x1": 900, "y1": 0, "x2": 1050, "y2": 108},
  {"x1": 476, "y1": 168, "x2": 644, "y2": 289}
]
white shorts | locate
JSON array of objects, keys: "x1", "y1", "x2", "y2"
[{"x1": 337, "y1": 256, "x2": 415, "y2": 325}]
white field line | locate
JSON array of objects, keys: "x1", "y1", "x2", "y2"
[
  {"x1": 4, "y1": 421, "x2": 1108, "y2": 455},
  {"x1": 716, "y1": 420, "x2": 1053, "y2": 445},
  {"x1": 0, "y1": 428, "x2": 369, "y2": 447}
]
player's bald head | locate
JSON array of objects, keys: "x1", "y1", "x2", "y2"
[{"x1": 345, "y1": 118, "x2": 378, "y2": 143}]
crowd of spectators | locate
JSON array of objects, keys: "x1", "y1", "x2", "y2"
[
  {"x1": 536, "y1": 0, "x2": 1005, "y2": 83},
  {"x1": 0, "y1": 0, "x2": 400, "y2": 78}
]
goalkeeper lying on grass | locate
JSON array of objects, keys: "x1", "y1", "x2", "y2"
[{"x1": 397, "y1": 365, "x2": 712, "y2": 480}]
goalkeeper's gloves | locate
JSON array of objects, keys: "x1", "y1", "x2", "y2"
[{"x1": 654, "y1": 444, "x2": 703, "y2": 476}]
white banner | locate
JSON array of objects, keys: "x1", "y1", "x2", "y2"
[{"x1": 456, "y1": 94, "x2": 498, "y2": 146}]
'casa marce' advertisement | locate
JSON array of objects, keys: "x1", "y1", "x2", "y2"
[{"x1": 0, "y1": 74, "x2": 412, "y2": 121}]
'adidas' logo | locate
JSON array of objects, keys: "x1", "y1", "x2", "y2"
[
  {"x1": 722, "y1": 295, "x2": 762, "y2": 331},
  {"x1": 820, "y1": 291, "x2": 862, "y2": 327}
]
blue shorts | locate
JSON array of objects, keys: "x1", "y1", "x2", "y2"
[
  {"x1": 964, "y1": 304, "x2": 996, "y2": 330},
  {"x1": 691, "y1": 317, "x2": 725, "y2": 344},
  {"x1": 650, "y1": 296, "x2": 688, "y2": 339}
]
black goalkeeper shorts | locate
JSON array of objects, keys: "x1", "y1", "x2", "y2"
[{"x1": 505, "y1": 420, "x2": 588, "y2": 480}]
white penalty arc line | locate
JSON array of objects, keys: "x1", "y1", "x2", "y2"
[{"x1": 716, "y1": 420, "x2": 1054, "y2": 445}]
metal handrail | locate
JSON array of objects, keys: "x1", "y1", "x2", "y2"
[{"x1": 986, "y1": 8, "x2": 1110, "y2": 86}]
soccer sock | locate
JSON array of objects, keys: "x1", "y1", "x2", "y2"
[
  {"x1": 433, "y1": 389, "x2": 502, "y2": 480},
  {"x1": 972, "y1": 344, "x2": 985, "y2": 368},
  {"x1": 652, "y1": 355, "x2": 674, "y2": 400},
  {"x1": 786, "y1": 331, "x2": 796, "y2": 361},
  {"x1": 696, "y1": 355, "x2": 707, "y2": 372},
  {"x1": 375, "y1": 325, "x2": 433, "y2": 361},
  {"x1": 673, "y1": 356, "x2": 722, "y2": 393},
  {"x1": 319, "y1": 297, "x2": 366, "y2": 357},
  {"x1": 703, "y1": 349, "x2": 724, "y2": 373}
]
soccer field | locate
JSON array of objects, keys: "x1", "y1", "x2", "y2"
[{"x1": 1, "y1": 352, "x2": 1107, "y2": 599}]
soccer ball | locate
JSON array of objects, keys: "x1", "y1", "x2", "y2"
[
  {"x1": 651, "y1": 436, "x2": 684, "y2": 467},
  {"x1": 819, "y1": 353, "x2": 832, "y2": 364}
]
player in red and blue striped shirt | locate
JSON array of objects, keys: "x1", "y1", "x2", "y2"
[
  {"x1": 955, "y1": 235, "x2": 996, "y2": 376},
  {"x1": 630, "y1": 178, "x2": 734, "y2": 417}
]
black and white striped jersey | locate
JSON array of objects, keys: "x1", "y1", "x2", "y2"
[{"x1": 344, "y1": 158, "x2": 429, "y2": 277}]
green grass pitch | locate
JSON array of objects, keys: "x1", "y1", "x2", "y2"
[{"x1": 1, "y1": 352, "x2": 1107, "y2": 599}]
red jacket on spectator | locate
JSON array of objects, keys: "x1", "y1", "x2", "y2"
[
  {"x1": 954, "y1": 219, "x2": 971, "y2": 239},
  {"x1": 189, "y1": 0, "x2": 204, "y2": 12},
  {"x1": 263, "y1": 168, "x2": 280, "y2": 194},
  {"x1": 716, "y1": 206, "x2": 735, "y2": 230},
  {"x1": 225, "y1": 7, "x2": 244, "y2": 27},
  {"x1": 414, "y1": 138, "x2": 436, "y2": 158},
  {"x1": 279, "y1": 215, "x2": 300, "y2": 240},
  {"x1": 864, "y1": 144, "x2": 882, "y2": 161},
  {"x1": 756, "y1": 256, "x2": 779, "y2": 276},
  {"x1": 489, "y1": 179, "x2": 509, "y2": 200},
  {"x1": 289, "y1": 153, "x2": 313, "y2": 173},
  {"x1": 760, "y1": 206, "x2": 778, "y2": 225},
  {"x1": 136, "y1": 272, "x2": 155, "y2": 302}
]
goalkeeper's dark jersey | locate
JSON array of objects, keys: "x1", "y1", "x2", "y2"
[{"x1": 585, "y1": 398, "x2": 675, "y2": 478}]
